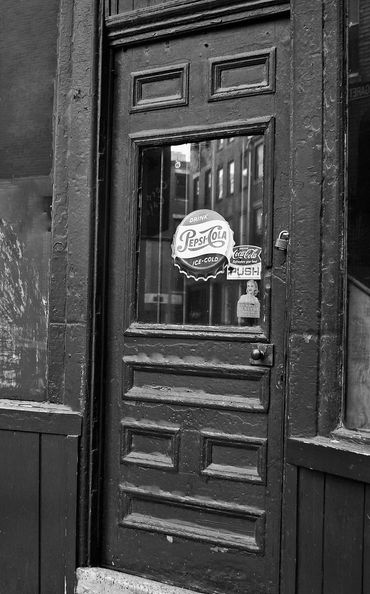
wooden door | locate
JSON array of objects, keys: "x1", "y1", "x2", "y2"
[{"x1": 101, "y1": 15, "x2": 290, "y2": 594}]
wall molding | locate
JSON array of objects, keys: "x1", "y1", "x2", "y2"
[
  {"x1": 106, "y1": 0, "x2": 290, "y2": 47},
  {"x1": 119, "y1": 484, "x2": 265, "y2": 552},
  {"x1": 287, "y1": 437, "x2": 370, "y2": 484},
  {"x1": 0, "y1": 400, "x2": 82, "y2": 435}
]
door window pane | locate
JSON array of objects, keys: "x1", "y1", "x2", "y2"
[
  {"x1": 137, "y1": 136, "x2": 265, "y2": 327},
  {"x1": 346, "y1": 0, "x2": 370, "y2": 428}
]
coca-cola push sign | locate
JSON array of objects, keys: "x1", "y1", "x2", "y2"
[
  {"x1": 227, "y1": 245, "x2": 262, "y2": 280},
  {"x1": 172, "y1": 209, "x2": 234, "y2": 281}
]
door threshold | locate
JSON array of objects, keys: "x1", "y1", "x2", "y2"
[{"x1": 76, "y1": 568, "x2": 203, "y2": 594}]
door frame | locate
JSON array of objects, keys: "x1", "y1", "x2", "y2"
[{"x1": 85, "y1": 3, "x2": 292, "y2": 586}]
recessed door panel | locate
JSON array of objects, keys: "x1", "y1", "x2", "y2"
[{"x1": 102, "y1": 16, "x2": 289, "y2": 594}]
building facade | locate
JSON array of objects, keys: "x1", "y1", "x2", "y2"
[{"x1": 0, "y1": 1, "x2": 369, "y2": 593}]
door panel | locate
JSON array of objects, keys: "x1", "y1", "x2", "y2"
[{"x1": 102, "y1": 16, "x2": 289, "y2": 594}]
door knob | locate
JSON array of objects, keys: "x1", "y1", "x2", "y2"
[
  {"x1": 251, "y1": 347, "x2": 265, "y2": 361},
  {"x1": 249, "y1": 344, "x2": 274, "y2": 366}
]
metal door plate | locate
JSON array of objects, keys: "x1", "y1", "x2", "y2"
[{"x1": 249, "y1": 343, "x2": 274, "y2": 366}]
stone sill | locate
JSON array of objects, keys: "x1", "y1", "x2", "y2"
[{"x1": 76, "y1": 568, "x2": 201, "y2": 594}]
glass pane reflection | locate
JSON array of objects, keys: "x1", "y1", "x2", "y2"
[{"x1": 137, "y1": 136, "x2": 264, "y2": 327}]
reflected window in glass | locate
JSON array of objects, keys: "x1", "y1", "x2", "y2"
[
  {"x1": 217, "y1": 167, "x2": 224, "y2": 201},
  {"x1": 193, "y1": 177, "x2": 200, "y2": 210},
  {"x1": 255, "y1": 143, "x2": 264, "y2": 180},
  {"x1": 228, "y1": 161, "x2": 235, "y2": 195},
  {"x1": 0, "y1": 0, "x2": 58, "y2": 399},
  {"x1": 205, "y1": 170, "x2": 212, "y2": 206}
]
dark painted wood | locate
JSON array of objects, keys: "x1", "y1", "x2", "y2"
[
  {"x1": 48, "y1": 323, "x2": 67, "y2": 403},
  {"x1": 318, "y1": 0, "x2": 345, "y2": 435},
  {"x1": 296, "y1": 468, "x2": 324, "y2": 594},
  {"x1": 363, "y1": 484, "x2": 370, "y2": 594},
  {"x1": 80, "y1": 20, "x2": 115, "y2": 567},
  {"x1": 106, "y1": 1, "x2": 290, "y2": 47},
  {"x1": 40, "y1": 434, "x2": 79, "y2": 594},
  {"x1": 65, "y1": 436, "x2": 80, "y2": 593},
  {"x1": 287, "y1": 437, "x2": 370, "y2": 484},
  {"x1": 0, "y1": 402, "x2": 81, "y2": 435},
  {"x1": 287, "y1": 0, "x2": 323, "y2": 438},
  {"x1": 323, "y1": 475, "x2": 364, "y2": 594},
  {"x1": 280, "y1": 464, "x2": 298, "y2": 594},
  {"x1": 0, "y1": 429, "x2": 79, "y2": 594},
  {"x1": 126, "y1": 323, "x2": 266, "y2": 341},
  {"x1": 0, "y1": 430, "x2": 39, "y2": 593},
  {"x1": 48, "y1": 0, "x2": 99, "y2": 407},
  {"x1": 40, "y1": 434, "x2": 69, "y2": 593}
]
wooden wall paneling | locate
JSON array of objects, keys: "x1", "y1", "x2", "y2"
[
  {"x1": 0, "y1": 402, "x2": 81, "y2": 435},
  {"x1": 64, "y1": 435, "x2": 80, "y2": 592},
  {"x1": 280, "y1": 463, "x2": 298, "y2": 594},
  {"x1": 109, "y1": 0, "x2": 289, "y2": 18},
  {"x1": 40, "y1": 434, "x2": 68, "y2": 593},
  {"x1": 39, "y1": 434, "x2": 79, "y2": 593},
  {"x1": 322, "y1": 475, "x2": 364, "y2": 594},
  {"x1": 0, "y1": 430, "x2": 40, "y2": 594},
  {"x1": 106, "y1": 2, "x2": 290, "y2": 47},
  {"x1": 49, "y1": 0, "x2": 74, "y2": 331},
  {"x1": 296, "y1": 468, "x2": 324, "y2": 594},
  {"x1": 362, "y1": 484, "x2": 370, "y2": 594},
  {"x1": 47, "y1": 0, "x2": 100, "y2": 569},
  {"x1": 287, "y1": 437, "x2": 370, "y2": 484}
]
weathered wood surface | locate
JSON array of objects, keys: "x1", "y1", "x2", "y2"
[
  {"x1": 287, "y1": 436, "x2": 370, "y2": 484},
  {"x1": 0, "y1": 400, "x2": 81, "y2": 434},
  {"x1": 0, "y1": 428, "x2": 79, "y2": 594}
]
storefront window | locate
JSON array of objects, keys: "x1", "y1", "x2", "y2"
[
  {"x1": 137, "y1": 135, "x2": 265, "y2": 327},
  {"x1": 0, "y1": 1, "x2": 59, "y2": 399},
  {"x1": 346, "y1": 0, "x2": 370, "y2": 428}
]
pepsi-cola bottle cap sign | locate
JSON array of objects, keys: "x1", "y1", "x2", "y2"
[{"x1": 171, "y1": 209, "x2": 234, "y2": 281}]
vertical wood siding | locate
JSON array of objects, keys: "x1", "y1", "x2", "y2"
[
  {"x1": 294, "y1": 468, "x2": 369, "y2": 594},
  {"x1": 0, "y1": 428, "x2": 79, "y2": 594}
]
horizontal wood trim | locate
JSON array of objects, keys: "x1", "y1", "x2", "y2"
[
  {"x1": 125, "y1": 323, "x2": 266, "y2": 342},
  {"x1": 287, "y1": 437, "x2": 370, "y2": 484},
  {"x1": 106, "y1": 1, "x2": 290, "y2": 47},
  {"x1": 108, "y1": 0, "x2": 288, "y2": 18},
  {"x1": 0, "y1": 400, "x2": 82, "y2": 435}
]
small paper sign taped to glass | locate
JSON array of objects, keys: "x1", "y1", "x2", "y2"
[
  {"x1": 237, "y1": 280, "x2": 260, "y2": 319},
  {"x1": 227, "y1": 245, "x2": 262, "y2": 280}
]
